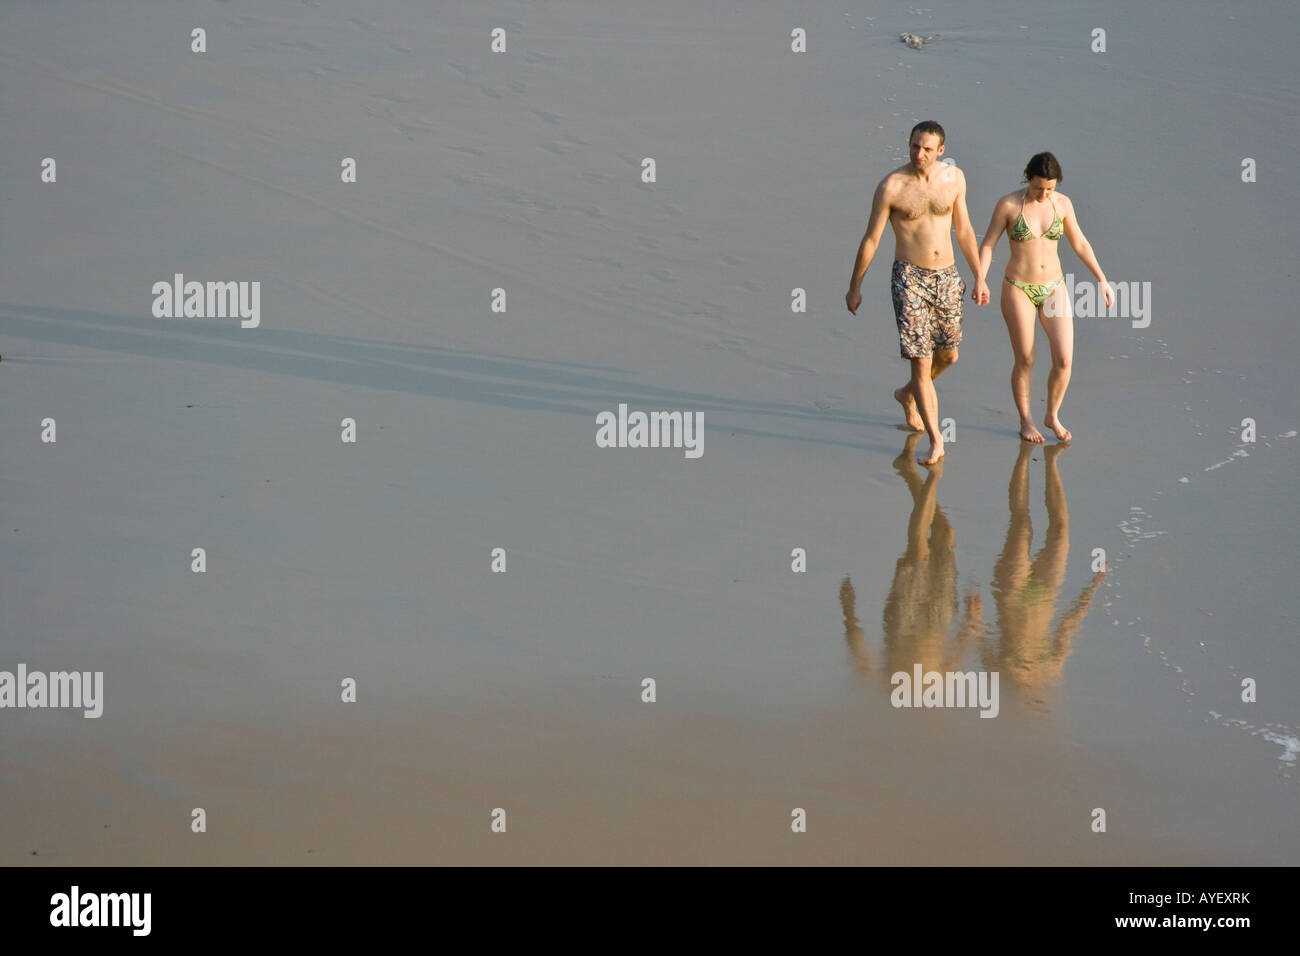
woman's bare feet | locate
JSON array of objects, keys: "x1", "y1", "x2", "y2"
[
  {"x1": 918, "y1": 437, "x2": 945, "y2": 466},
  {"x1": 1044, "y1": 415, "x2": 1072, "y2": 442},
  {"x1": 1020, "y1": 418, "x2": 1045, "y2": 443},
  {"x1": 894, "y1": 386, "x2": 925, "y2": 431}
]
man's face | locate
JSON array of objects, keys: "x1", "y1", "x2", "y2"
[{"x1": 909, "y1": 133, "x2": 944, "y2": 170}]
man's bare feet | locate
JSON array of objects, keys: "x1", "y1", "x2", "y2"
[
  {"x1": 1020, "y1": 419, "x2": 1045, "y2": 443},
  {"x1": 918, "y1": 437, "x2": 945, "y2": 466},
  {"x1": 1044, "y1": 415, "x2": 1072, "y2": 442},
  {"x1": 894, "y1": 386, "x2": 924, "y2": 431}
]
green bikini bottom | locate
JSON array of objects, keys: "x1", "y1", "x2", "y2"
[{"x1": 1005, "y1": 275, "x2": 1064, "y2": 308}]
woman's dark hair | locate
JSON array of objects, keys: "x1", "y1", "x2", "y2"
[{"x1": 1023, "y1": 152, "x2": 1063, "y2": 184}]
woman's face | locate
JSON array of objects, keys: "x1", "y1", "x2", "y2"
[{"x1": 1027, "y1": 177, "x2": 1058, "y2": 201}]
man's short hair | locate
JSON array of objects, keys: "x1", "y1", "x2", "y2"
[{"x1": 909, "y1": 120, "x2": 946, "y2": 146}]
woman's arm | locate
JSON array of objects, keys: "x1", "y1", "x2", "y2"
[
  {"x1": 1061, "y1": 195, "x2": 1114, "y2": 308},
  {"x1": 1061, "y1": 195, "x2": 1106, "y2": 285}
]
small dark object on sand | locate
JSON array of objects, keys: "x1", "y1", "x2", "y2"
[{"x1": 901, "y1": 32, "x2": 942, "y2": 49}]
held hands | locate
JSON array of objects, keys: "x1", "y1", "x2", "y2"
[
  {"x1": 972, "y1": 280, "x2": 990, "y2": 306},
  {"x1": 846, "y1": 287, "x2": 862, "y2": 315}
]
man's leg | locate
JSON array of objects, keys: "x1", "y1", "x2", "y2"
[
  {"x1": 893, "y1": 384, "x2": 925, "y2": 431},
  {"x1": 894, "y1": 264, "x2": 957, "y2": 432},
  {"x1": 911, "y1": 356, "x2": 944, "y2": 465},
  {"x1": 890, "y1": 262, "x2": 928, "y2": 431},
  {"x1": 893, "y1": 350, "x2": 957, "y2": 438},
  {"x1": 930, "y1": 347, "x2": 958, "y2": 379},
  {"x1": 917, "y1": 269, "x2": 963, "y2": 455},
  {"x1": 897, "y1": 349, "x2": 954, "y2": 425}
]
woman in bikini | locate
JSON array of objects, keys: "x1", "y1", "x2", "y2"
[{"x1": 977, "y1": 153, "x2": 1112, "y2": 442}]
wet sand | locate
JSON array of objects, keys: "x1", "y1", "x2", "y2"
[
  {"x1": 0, "y1": 678, "x2": 1255, "y2": 866},
  {"x1": 2, "y1": 0, "x2": 1298, "y2": 864}
]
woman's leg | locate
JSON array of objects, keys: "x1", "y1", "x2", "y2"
[
  {"x1": 1039, "y1": 280, "x2": 1074, "y2": 441},
  {"x1": 1001, "y1": 279, "x2": 1043, "y2": 442}
]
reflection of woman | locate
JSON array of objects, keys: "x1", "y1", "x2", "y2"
[
  {"x1": 977, "y1": 153, "x2": 1112, "y2": 444},
  {"x1": 984, "y1": 443, "x2": 1105, "y2": 701}
]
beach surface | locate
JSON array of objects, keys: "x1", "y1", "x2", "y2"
[{"x1": 1, "y1": 0, "x2": 1297, "y2": 864}]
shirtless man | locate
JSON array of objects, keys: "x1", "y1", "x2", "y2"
[{"x1": 846, "y1": 121, "x2": 989, "y2": 465}]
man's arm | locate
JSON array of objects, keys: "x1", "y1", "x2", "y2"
[
  {"x1": 950, "y1": 169, "x2": 984, "y2": 288},
  {"x1": 977, "y1": 197, "x2": 1007, "y2": 285},
  {"x1": 849, "y1": 179, "x2": 892, "y2": 291}
]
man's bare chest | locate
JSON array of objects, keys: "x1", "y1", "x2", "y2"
[{"x1": 894, "y1": 189, "x2": 955, "y2": 222}]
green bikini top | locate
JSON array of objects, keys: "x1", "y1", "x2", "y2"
[{"x1": 1009, "y1": 193, "x2": 1063, "y2": 241}]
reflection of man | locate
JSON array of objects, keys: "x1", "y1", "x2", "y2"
[
  {"x1": 878, "y1": 432, "x2": 981, "y2": 677},
  {"x1": 981, "y1": 443, "x2": 1105, "y2": 702},
  {"x1": 840, "y1": 577, "x2": 871, "y2": 675}
]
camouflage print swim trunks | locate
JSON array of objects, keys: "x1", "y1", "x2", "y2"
[{"x1": 890, "y1": 260, "x2": 965, "y2": 359}]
